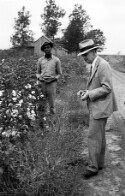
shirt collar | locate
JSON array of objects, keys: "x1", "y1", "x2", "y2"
[{"x1": 44, "y1": 54, "x2": 53, "y2": 60}]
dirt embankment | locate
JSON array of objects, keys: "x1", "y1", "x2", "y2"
[{"x1": 112, "y1": 69, "x2": 125, "y2": 116}]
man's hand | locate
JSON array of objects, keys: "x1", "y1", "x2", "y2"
[
  {"x1": 55, "y1": 75, "x2": 60, "y2": 80},
  {"x1": 77, "y1": 90, "x2": 86, "y2": 97},
  {"x1": 36, "y1": 74, "x2": 45, "y2": 81},
  {"x1": 81, "y1": 90, "x2": 89, "y2": 101},
  {"x1": 36, "y1": 74, "x2": 40, "y2": 79}
]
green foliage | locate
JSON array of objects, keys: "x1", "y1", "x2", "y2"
[
  {"x1": 62, "y1": 4, "x2": 91, "y2": 53},
  {"x1": 0, "y1": 48, "x2": 34, "y2": 61},
  {"x1": 41, "y1": 0, "x2": 66, "y2": 39},
  {"x1": 10, "y1": 6, "x2": 34, "y2": 47},
  {"x1": 58, "y1": 76, "x2": 89, "y2": 129},
  {"x1": 85, "y1": 29, "x2": 106, "y2": 46},
  {"x1": 0, "y1": 52, "x2": 88, "y2": 195},
  {"x1": 62, "y1": 4, "x2": 106, "y2": 53},
  {"x1": 57, "y1": 54, "x2": 87, "y2": 90},
  {"x1": 101, "y1": 54, "x2": 125, "y2": 73},
  {"x1": 0, "y1": 56, "x2": 48, "y2": 194}
]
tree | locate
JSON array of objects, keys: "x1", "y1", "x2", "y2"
[
  {"x1": 85, "y1": 29, "x2": 106, "y2": 46},
  {"x1": 62, "y1": 4, "x2": 106, "y2": 53},
  {"x1": 62, "y1": 4, "x2": 91, "y2": 53},
  {"x1": 41, "y1": 0, "x2": 66, "y2": 40},
  {"x1": 10, "y1": 6, "x2": 34, "y2": 47}
]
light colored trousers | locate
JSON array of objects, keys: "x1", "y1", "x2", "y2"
[
  {"x1": 40, "y1": 81, "x2": 57, "y2": 113},
  {"x1": 87, "y1": 114, "x2": 107, "y2": 172}
]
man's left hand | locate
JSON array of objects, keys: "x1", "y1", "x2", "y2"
[{"x1": 55, "y1": 75, "x2": 60, "y2": 80}]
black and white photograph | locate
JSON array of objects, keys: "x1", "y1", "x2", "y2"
[{"x1": 0, "y1": 0, "x2": 125, "y2": 195}]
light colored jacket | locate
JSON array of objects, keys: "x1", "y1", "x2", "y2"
[{"x1": 87, "y1": 56, "x2": 118, "y2": 119}]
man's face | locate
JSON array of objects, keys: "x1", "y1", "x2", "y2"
[
  {"x1": 43, "y1": 44, "x2": 52, "y2": 54},
  {"x1": 82, "y1": 51, "x2": 94, "y2": 64}
]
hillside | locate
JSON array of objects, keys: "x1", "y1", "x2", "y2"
[{"x1": 101, "y1": 54, "x2": 125, "y2": 73}]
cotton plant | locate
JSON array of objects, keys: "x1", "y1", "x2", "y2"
[
  {"x1": 0, "y1": 56, "x2": 54, "y2": 193},
  {"x1": 0, "y1": 80, "x2": 46, "y2": 142},
  {"x1": 0, "y1": 79, "x2": 49, "y2": 185}
]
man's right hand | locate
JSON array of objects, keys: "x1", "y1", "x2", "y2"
[
  {"x1": 36, "y1": 74, "x2": 45, "y2": 81},
  {"x1": 77, "y1": 90, "x2": 86, "y2": 97},
  {"x1": 43, "y1": 76, "x2": 57, "y2": 83},
  {"x1": 36, "y1": 74, "x2": 40, "y2": 79}
]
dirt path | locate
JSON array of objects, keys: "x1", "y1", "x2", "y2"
[
  {"x1": 112, "y1": 69, "x2": 125, "y2": 116},
  {"x1": 83, "y1": 69, "x2": 125, "y2": 196}
]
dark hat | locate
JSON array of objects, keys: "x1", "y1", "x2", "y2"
[
  {"x1": 41, "y1": 41, "x2": 53, "y2": 51},
  {"x1": 77, "y1": 39, "x2": 102, "y2": 56}
]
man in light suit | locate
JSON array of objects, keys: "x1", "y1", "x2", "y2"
[{"x1": 77, "y1": 39, "x2": 118, "y2": 179}]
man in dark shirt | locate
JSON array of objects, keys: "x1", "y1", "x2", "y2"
[{"x1": 36, "y1": 41, "x2": 62, "y2": 114}]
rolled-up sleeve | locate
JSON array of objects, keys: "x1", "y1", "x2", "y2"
[
  {"x1": 37, "y1": 59, "x2": 41, "y2": 75},
  {"x1": 56, "y1": 59, "x2": 62, "y2": 75}
]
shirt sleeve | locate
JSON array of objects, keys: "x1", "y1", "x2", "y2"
[
  {"x1": 56, "y1": 58, "x2": 62, "y2": 75},
  {"x1": 36, "y1": 59, "x2": 41, "y2": 75}
]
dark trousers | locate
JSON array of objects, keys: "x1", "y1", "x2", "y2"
[{"x1": 40, "y1": 81, "x2": 57, "y2": 114}]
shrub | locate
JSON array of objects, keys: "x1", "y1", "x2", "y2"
[
  {"x1": 57, "y1": 54, "x2": 87, "y2": 91},
  {"x1": 0, "y1": 57, "x2": 50, "y2": 194}
]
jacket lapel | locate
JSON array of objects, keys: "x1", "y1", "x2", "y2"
[{"x1": 88, "y1": 57, "x2": 100, "y2": 85}]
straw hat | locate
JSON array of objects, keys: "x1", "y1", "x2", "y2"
[
  {"x1": 77, "y1": 39, "x2": 101, "y2": 56},
  {"x1": 41, "y1": 41, "x2": 53, "y2": 51}
]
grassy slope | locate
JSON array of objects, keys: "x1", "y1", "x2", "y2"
[{"x1": 101, "y1": 54, "x2": 125, "y2": 73}]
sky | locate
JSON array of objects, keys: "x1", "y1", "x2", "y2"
[{"x1": 0, "y1": 0, "x2": 125, "y2": 54}]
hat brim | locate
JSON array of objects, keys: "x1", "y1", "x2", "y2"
[
  {"x1": 77, "y1": 46, "x2": 101, "y2": 56},
  {"x1": 41, "y1": 42, "x2": 53, "y2": 51}
]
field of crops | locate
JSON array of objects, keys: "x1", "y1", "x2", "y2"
[
  {"x1": 0, "y1": 50, "x2": 89, "y2": 195},
  {"x1": 0, "y1": 49, "x2": 124, "y2": 195}
]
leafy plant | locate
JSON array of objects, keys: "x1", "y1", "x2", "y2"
[{"x1": 0, "y1": 52, "x2": 87, "y2": 195}]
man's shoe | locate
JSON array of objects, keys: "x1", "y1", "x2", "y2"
[
  {"x1": 84, "y1": 164, "x2": 104, "y2": 170},
  {"x1": 82, "y1": 170, "x2": 98, "y2": 179}
]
